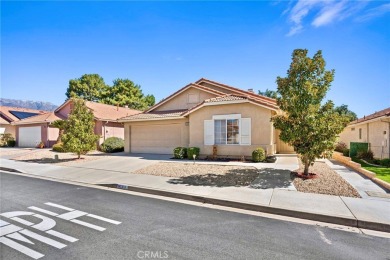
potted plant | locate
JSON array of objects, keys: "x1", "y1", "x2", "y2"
[{"x1": 37, "y1": 141, "x2": 45, "y2": 149}]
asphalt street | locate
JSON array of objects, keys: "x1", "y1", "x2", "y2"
[{"x1": 0, "y1": 172, "x2": 389, "y2": 260}]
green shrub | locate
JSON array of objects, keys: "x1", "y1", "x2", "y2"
[
  {"x1": 372, "y1": 158, "x2": 381, "y2": 165},
  {"x1": 379, "y1": 158, "x2": 390, "y2": 167},
  {"x1": 0, "y1": 134, "x2": 15, "y2": 147},
  {"x1": 357, "y1": 150, "x2": 374, "y2": 160},
  {"x1": 334, "y1": 141, "x2": 347, "y2": 153},
  {"x1": 342, "y1": 149, "x2": 350, "y2": 157},
  {"x1": 252, "y1": 147, "x2": 266, "y2": 162},
  {"x1": 173, "y1": 147, "x2": 187, "y2": 159},
  {"x1": 187, "y1": 147, "x2": 200, "y2": 159},
  {"x1": 52, "y1": 143, "x2": 66, "y2": 153},
  {"x1": 101, "y1": 137, "x2": 124, "y2": 153}
]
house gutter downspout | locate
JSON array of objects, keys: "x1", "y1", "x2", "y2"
[{"x1": 103, "y1": 120, "x2": 109, "y2": 142}]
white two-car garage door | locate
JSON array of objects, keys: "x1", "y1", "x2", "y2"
[
  {"x1": 131, "y1": 124, "x2": 182, "y2": 154},
  {"x1": 19, "y1": 126, "x2": 41, "y2": 147}
]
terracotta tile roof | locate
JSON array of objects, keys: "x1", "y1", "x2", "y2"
[
  {"x1": 145, "y1": 83, "x2": 226, "y2": 113},
  {"x1": 204, "y1": 95, "x2": 247, "y2": 103},
  {"x1": 84, "y1": 101, "x2": 141, "y2": 121},
  {"x1": 195, "y1": 78, "x2": 277, "y2": 105},
  {"x1": 0, "y1": 106, "x2": 48, "y2": 123},
  {"x1": 12, "y1": 112, "x2": 64, "y2": 125},
  {"x1": 120, "y1": 109, "x2": 187, "y2": 121},
  {"x1": 349, "y1": 107, "x2": 390, "y2": 125}
]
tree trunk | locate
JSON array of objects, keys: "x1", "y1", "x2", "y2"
[
  {"x1": 77, "y1": 152, "x2": 81, "y2": 159},
  {"x1": 302, "y1": 157, "x2": 310, "y2": 176},
  {"x1": 56, "y1": 130, "x2": 64, "y2": 143}
]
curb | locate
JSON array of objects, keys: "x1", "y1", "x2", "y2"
[
  {"x1": 104, "y1": 183, "x2": 389, "y2": 233},
  {"x1": 0, "y1": 167, "x2": 25, "y2": 173},
  {"x1": 2, "y1": 168, "x2": 389, "y2": 233}
]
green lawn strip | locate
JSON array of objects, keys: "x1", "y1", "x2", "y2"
[{"x1": 352, "y1": 157, "x2": 390, "y2": 183}]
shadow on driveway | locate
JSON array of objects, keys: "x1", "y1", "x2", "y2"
[
  {"x1": 250, "y1": 168, "x2": 294, "y2": 189},
  {"x1": 168, "y1": 168, "x2": 259, "y2": 187}
]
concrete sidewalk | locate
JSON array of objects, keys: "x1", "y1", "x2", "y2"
[{"x1": 1, "y1": 157, "x2": 389, "y2": 232}]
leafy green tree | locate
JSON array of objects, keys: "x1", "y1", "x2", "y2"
[
  {"x1": 272, "y1": 49, "x2": 349, "y2": 176},
  {"x1": 66, "y1": 74, "x2": 108, "y2": 102},
  {"x1": 61, "y1": 99, "x2": 99, "y2": 159},
  {"x1": 51, "y1": 120, "x2": 67, "y2": 143},
  {"x1": 334, "y1": 104, "x2": 358, "y2": 122},
  {"x1": 102, "y1": 78, "x2": 155, "y2": 110},
  {"x1": 258, "y1": 89, "x2": 278, "y2": 99}
]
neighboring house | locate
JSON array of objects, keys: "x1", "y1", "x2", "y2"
[
  {"x1": 12, "y1": 100, "x2": 140, "y2": 148},
  {"x1": 0, "y1": 106, "x2": 48, "y2": 139},
  {"x1": 119, "y1": 78, "x2": 294, "y2": 156},
  {"x1": 339, "y1": 107, "x2": 390, "y2": 159}
]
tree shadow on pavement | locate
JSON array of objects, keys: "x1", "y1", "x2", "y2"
[
  {"x1": 249, "y1": 168, "x2": 294, "y2": 189},
  {"x1": 14, "y1": 158, "x2": 81, "y2": 164},
  {"x1": 167, "y1": 168, "x2": 260, "y2": 187}
]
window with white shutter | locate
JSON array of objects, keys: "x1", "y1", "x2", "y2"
[
  {"x1": 240, "y1": 118, "x2": 251, "y2": 145},
  {"x1": 204, "y1": 120, "x2": 214, "y2": 145}
]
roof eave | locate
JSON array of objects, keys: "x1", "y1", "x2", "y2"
[{"x1": 119, "y1": 116, "x2": 186, "y2": 123}]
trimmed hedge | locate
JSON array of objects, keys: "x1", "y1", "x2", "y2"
[
  {"x1": 173, "y1": 147, "x2": 187, "y2": 159},
  {"x1": 380, "y1": 158, "x2": 390, "y2": 167},
  {"x1": 7, "y1": 140, "x2": 16, "y2": 147},
  {"x1": 252, "y1": 147, "x2": 266, "y2": 162},
  {"x1": 52, "y1": 143, "x2": 66, "y2": 153},
  {"x1": 101, "y1": 137, "x2": 124, "y2": 153},
  {"x1": 187, "y1": 147, "x2": 200, "y2": 159},
  {"x1": 342, "y1": 149, "x2": 350, "y2": 157}
]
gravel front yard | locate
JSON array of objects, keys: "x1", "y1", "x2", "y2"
[
  {"x1": 293, "y1": 161, "x2": 360, "y2": 198},
  {"x1": 134, "y1": 162, "x2": 260, "y2": 187},
  {"x1": 10, "y1": 149, "x2": 106, "y2": 165}
]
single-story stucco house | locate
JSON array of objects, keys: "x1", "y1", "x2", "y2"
[
  {"x1": 339, "y1": 107, "x2": 390, "y2": 159},
  {"x1": 119, "y1": 78, "x2": 294, "y2": 157},
  {"x1": 0, "y1": 106, "x2": 48, "y2": 139},
  {"x1": 12, "y1": 100, "x2": 140, "y2": 148}
]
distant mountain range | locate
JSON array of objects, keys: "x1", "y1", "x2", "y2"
[{"x1": 0, "y1": 98, "x2": 58, "y2": 111}]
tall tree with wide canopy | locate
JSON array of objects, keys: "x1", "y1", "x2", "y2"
[
  {"x1": 66, "y1": 74, "x2": 108, "y2": 102},
  {"x1": 272, "y1": 49, "x2": 349, "y2": 176},
  {"x1": 258, "y1": 89, "x2": 278, "y2": 99},
  {"x1": 334, "y1": 104, "x2": 358, "y2": 122},
  {"x1": 102, "y1": 79, "x2": 154, "y2": 110}
]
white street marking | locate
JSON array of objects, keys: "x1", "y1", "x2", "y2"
[
  {"x1": 317, "y1": 229, "x2": 332, "y2": 245},
  {"x1": 45, "y1": 202, "x2": 74, "y2": 211},
  {"x1": 87, "y1": 214, "x2": 122, "y2": 225},
  {"x1": 11, "y1": 217, "x2": 34, "y2": 226},
  {"x1": 0, "y1": 224, "x2": 23, "y2": 236},
  {"x1": 70, "y1": 219, "x2": 106, "y2": 231},
  {"x1": 31, "y1": 214, "x2": 57, "y2": 231},
  {"x1": 20, "y1": 229, "x2": 67, "y2": 249},
  {"x1": 0, "y1": 219, "x2": 10, "y2": 227},
  {"x1": 46, "y1": 230, "x2": 78, "y2": 243},
  {"x1": 1, "y1": 211, "x2": 34, "y2": 218},
  {"x1": 7, "y1": 232, "x2": 34, "y2": 244},
  {"x1": 28, "y1": 206, "x2": 58, "y2": 216},
  {"x1": 0, "y1": 237, "x2": 44, "y2": 259},
  {"x1": 58, "y1": 210, "x2": 87, "y2": 220}
]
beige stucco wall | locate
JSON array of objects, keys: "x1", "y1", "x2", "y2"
[
  {"x1": 124, "y1": 119, "x2": 189, "y2": 153},
  {"x1": 101, "y1": 122, "x2": 124, "y2": 142},
  {"x1": 155, "y1": 87, "x2": 216, "y2": 112},
  {"x1": 0, "y1": 124, "x2": 16, "y2": 137},
  {"x1": 339, "y1": 120, "x2": 390, "y2": 159},
  {"x1": 189, "y1": 103, "x2": 275, "y2": 157},
  {"x1": 57, "y1": 102, "x2": 72, "y2": 118}
]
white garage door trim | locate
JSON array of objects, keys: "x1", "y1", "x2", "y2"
[{"x1": 19, "y1": 126, "x2": 42, "y2": 147}]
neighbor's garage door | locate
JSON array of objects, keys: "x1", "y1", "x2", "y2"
[
  {"x1": 19, "y1": 126, "x2": 41, "y2": 147},
  {"x1": 131, "y1": 124, "x2": 181, "y2": 154}
]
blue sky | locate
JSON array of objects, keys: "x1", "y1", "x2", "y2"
[{"x1": 1, "y1": 1, "x2": 389, "y2": 117}]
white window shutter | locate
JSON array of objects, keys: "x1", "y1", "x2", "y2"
[
  {"x1": 241, "y1": 118, "x2": 251, "y2": 145},
  {"x1": 204, "y1": 120, "x2": 214, "y2": 145}
]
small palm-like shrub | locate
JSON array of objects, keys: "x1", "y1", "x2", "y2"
[
  {"x1": 52, "y1": 143, "x2": 66, "y2": 153},
  {"x1": 252, "y1": 148, "x2": 266, "y2": 162},
  {"x1": 101, "y1": 137, "x2": 124, "y2": 153},
  {"x1": 187, "y1": 147, "x2": 200, "y2": 159},
  {"x1": 173, "y1": 147, "x2": 187, "y2": 159}
]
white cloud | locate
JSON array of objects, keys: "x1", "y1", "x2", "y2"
[
  {"x1": 284, "y1": 0, "x2": 388, "y2": 36},
  {"x1": 356, "y1": 3, "x2": 390, "y2": 22}
]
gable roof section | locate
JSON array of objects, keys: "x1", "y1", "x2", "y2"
[
  {"x1": 55, "y1": 99, "x2": 141, "y2": 121},
  {"x1": 0, "y1": 106, "x2": 48, "y2": 123},
  {"x1": 12, "y1": 112, "x2": 64, "y2": 125},
  {"x1": 144, "y1": 83, "x2": 226, "y2": 113},
  {"x1": 182, "y1": 94, "x2": 279, "y2": 116},
  {"x1": 119, "y1": 109, "x2": 187, "y2": 122},
  {"x1": 349, "y1": 107, "x2": 390, "y2": 125},
  {"x1": 195, "y1": 78, "x2": 277, "y2": 105}
]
